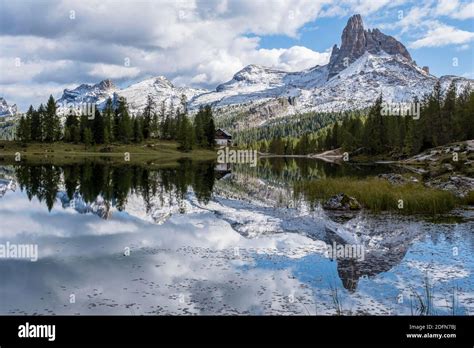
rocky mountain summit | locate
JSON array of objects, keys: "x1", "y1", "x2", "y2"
[
  {"x1": 327, "y1": 14, "x2": 412, "y2": 79},
  {"x1": 36, "y1": 14, "x2": 474, "y2": 125}
]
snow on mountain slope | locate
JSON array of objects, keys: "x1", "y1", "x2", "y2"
[
  {"x1": 53, "y1": 14, "x2": 473, "y2": 124},
  {"x1": 302, "y1": 51, "x2": 438, "y2": 113},
  {"x1": 57, "y1": 76, "x2": 206, "y2": 115},
  {"x1": 0, "y1": 97, "x2": 18, "y2": 117},
  {"x1": 188, "y1": 15, "x2": 473, "y2": 118},
  {"x1": 57, "y1": 79, "x2": 118, "y2": 108},
  {"x1": 188, "y1": 64, "x2": 328, "y2": 111},
  {"x1": 120, "y1": 76, "x2": 206, "y2": 115}
]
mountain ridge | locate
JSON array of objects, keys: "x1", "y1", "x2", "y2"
[{"x1": 5, "y1": 14, "x2": 473, "y2": 127}]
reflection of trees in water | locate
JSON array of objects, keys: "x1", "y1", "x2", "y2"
[
  {"x1": 15, "y1": 164, "x2": 61, "y2": 211},
  {"x1": 232, "y1": 157, "x2": 396, "y2": 186},
  {"x1": 14, "y1": 159, "x2": 216, "y2": 212}
]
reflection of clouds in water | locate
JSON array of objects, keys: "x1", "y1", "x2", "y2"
[
  {"x1": 1, "y1": 187, "x2": 474, "y2": 315},
  {"x1": 0, "y1": 190, "x2": 326, "y2": 315},
  {"x1": 405, "y1": 260, "x2": 469, "y2": 282}
]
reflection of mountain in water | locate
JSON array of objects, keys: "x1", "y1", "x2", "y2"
[
  {"x1": 0, "y1": 178, "x2": 16, "y2": 198},
  {"x1": 57, "y1": 192, "x2": 112, "y2": 220},
  {"x1": 324, "y1": 216, "x2": 424, "y2": 292},
  {"x1": 1, "y1": 159, "x2": 432, "y2": 291},
  {"x1": 213, "y1": 169, "x2": 429, "y2": 292}
]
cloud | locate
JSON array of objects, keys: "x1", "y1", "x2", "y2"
[
  {"x1": 409, "y1": 24, "x2": 474, "y2": 48},
  {"x1": 89, "y1": 64, "x2": 141, "y2": 80},
  {"x1": 435, "y1": 0, "x2": 474, "y2": 20},
  {"x1": 0, "y1": 83, "x2": 74, "y2": 107},
  {"x1": 0, "y1": 0, "x2": 337, "y2": 109},
  {"x1": 0, "y1": 0, "x2": 471, "y2": 110},
  {"x1": 450, "y1": 2, "x2": 474, "y2": 20}
]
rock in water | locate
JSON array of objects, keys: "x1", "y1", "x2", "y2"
[{"x1": 323, "y1": 193, "x2": 362, "y2": 210}]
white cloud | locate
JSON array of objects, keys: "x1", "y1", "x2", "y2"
[
  {"x1": 0, "y1": 83, "x2": 74, "y2": 106},
  {"x1": 89, "y1": 64, "x2": 140, "y2": 79},
  {"x1": 435, "y1": 0, "x2": 474, "y2": 20},
  {"x1": 0, "y1": 0, "x2": 471, "y2": 110},
  {"x1": 450, "y1": 2, "x2": 474, "y2": 19},
  {"x1": 0, "y1": 0, "x2": 338, "y2": 109},
  {"x1": 435, "y1": 0, "x2": 460, "y2": 15},
  {"x1": 409, "y1": 24, "x2": 474, "y2": 48},
  {"x1": 251, "y1": 45, "x2": 331, "y2": 71}
]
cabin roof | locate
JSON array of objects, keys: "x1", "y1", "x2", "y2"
[{"x1": 216, "y1": 128, "x2": 232, "y2": 138}]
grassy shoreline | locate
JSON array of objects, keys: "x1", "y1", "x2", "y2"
[
  {"x1": 294, "y1": 177, "x2": 469, "y2": 214},
  {"x1": 0, "y1": 140, "x2": 216, "y2": 165}
]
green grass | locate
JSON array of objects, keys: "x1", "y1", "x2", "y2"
[
  {"x1": 294, "y1": 177, "x2": 458, "y2": 214},
  {"x1": 463, "y1": 191, "x2": 474, "y2": 205},
  {"x1": 0, "y1": 140, "x2": 216, "y2": 165}
]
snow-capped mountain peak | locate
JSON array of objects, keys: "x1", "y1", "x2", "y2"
[
  {"x1": 327, "y1": 14, "x2": 412, "y2": 79},
  {"x1": 188, "y1": 14, "x2": 472, "y2": 121},
  {"x1": 56, "y1": 75, "x2": 206, "y2": 115},
  {"x1": 51, "y1": 14, "x2": 472, "y2": 124},
  {"x1": 58, "y1": 79, "x2": 118, "y2": 106},
  {"x1": 0, "y1": 97, "x2": 18, "y2": 117}
]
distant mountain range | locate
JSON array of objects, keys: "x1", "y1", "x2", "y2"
[{"x1": 3, "y1": 14, "x2": 473, "y2": 129}]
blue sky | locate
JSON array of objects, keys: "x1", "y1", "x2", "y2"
[
  {"x1": 258, "y1": 7, "x2": 474, "y2": 79},
  {"x1": 0, "y1": 0, "x2": 473, "y2": 110}
]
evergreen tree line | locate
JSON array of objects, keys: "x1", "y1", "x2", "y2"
[
  {"x1": 255, "y1": 81, "x2": 473, "y2": 156},
  {"x1": 16, "y1": 94, "x2": 217, "y2": 151},
  {"x1": 318, "y1": 81, "x2": 474, "y2": 156},
  {"x1": 219, "y1": 109, "x2": 364, "y2": 146}
]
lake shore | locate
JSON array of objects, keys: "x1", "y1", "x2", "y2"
[{"x1": 0, "y1": 140, "x2": 217, "y2": 165}]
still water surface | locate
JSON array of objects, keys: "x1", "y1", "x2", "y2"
[{"x1": 0, "y1": 158, "x2": 472, "y2": 315}]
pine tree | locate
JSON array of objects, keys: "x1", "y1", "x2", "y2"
[
  {"x1": 331, "y1": 122, "x2": 340, "y2": 148},
  {"x1": 16, "y1": 115, "x2": 30, "y2": 142},
  {"x1": 403, "y1": 116, "x2": 422, "y2": 156},
  {"x1": 194, "y1": 106, "x2": 206, "y2": 147},
  {"x1": 463, "y1": 87, "x2": 474, "y2": 140},
  {"x1": 161, "y1": 100, "x2": 175, "y2": 140},
  {"x1": 115, "y1": 97, "x2": 132, "y2": 143},
  {"x1": 157, "y1": 101, "x2": 166, "y2": 139},
  {"x1": 43, "y1": 95, "x2": 60, "y2": 142},
  {"x1": 25, "y1": 106, "x2": 34, "y2": 140},
  {"x1": 440, "y1": 81, "x2": 456, "y2": 145},
  {"x1": 103, "y1": 97, "x2": 114, "y2": 143},
  {"x1": 30, "y1": 105, "x2": 42, "y2": 141},
  {"x1": 429, "y1": 81, "x2": 443, "y2": 147},
  {"x1": 92, "y1": 108, "x2": 105, "y2": 144},
  {"x1": 64, "y1": 114, "x2": 79, "y2": 143},
  {"x1": 295, "y1": 133, "x2": 310, "y2": 154},
  {"x1": 363, "y1": 94, "x2": 385, "y2": 154},
  {"x1": 176, "y1": 95, "x2": 194, "y2": 151},
  {"x1": 177, "y1": 113, "x2": 194, "y2": 151},
  {"x1": 83, "y1": 127, "x2": 93, "y2": 148},
  {"x1": 133, "y1": 115, "x2": 144, "y2": 143},
  {"x1": 79, "y1": 114, "x2": 89, "y2": 142},
  {"x1": 269, "y1": 137, "x2": 284, "y2": 154},
  {"x1": 142, "y1": 94, "x2": 155, "y2": 139},
  {"x1": 203, "y1": 105, "x2": 216, "y2": 148}
]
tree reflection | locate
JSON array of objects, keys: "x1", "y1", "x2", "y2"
[{"x1": 14, "y1": 159, "x2": 216, "y2": 213}]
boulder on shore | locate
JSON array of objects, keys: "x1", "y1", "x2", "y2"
[
  {"x1": 425, "y1": 176, "x2": 474, "y2": 198},
  {"x1": 323, "y1": 193, "x2": 361, "y2": 210},
  {"x1": 378, "y1": 173, "x2": 418, "y2": 185}
]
